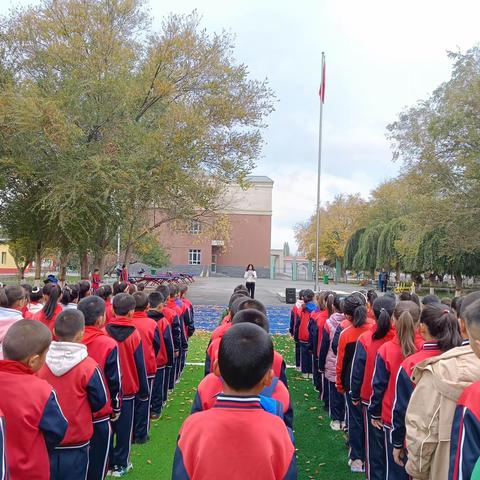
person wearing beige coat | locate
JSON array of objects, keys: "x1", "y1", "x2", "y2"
[{"x1": 404, "y1": 342, "x2": 480, "y2": 480}]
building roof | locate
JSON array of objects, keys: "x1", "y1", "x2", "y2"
[{"x1": 246, "y1": 175, "x2": 274, "y2": 184}]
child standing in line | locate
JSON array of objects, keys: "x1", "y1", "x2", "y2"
[
  {"x1": 61, "y1": 285, "x2": 79, "y2": 310},
  {"x1": 27, "y1": 286, "x2": 44, "y2": 314},
  {"x1": 91, "y1": 269, "x2": 101, "y2": 292},
  {"x1": 0, "y1": 320, "x2": 67, "y2": 479},
  {"x1": 0, "y1": 285, "x2": 25, "y2": 358},
  {"x1": 290, "y1": 290, "x2": 305, "y2": 372},
  {"x1": 78, "y1": 296, "x2": 122, "y2": 480},
  {"x1": 131, "y1": 291, "x2": 160, "y2": 444},
  {"x1": 294, "y1": 289, "x2": 315, "y2": 377},
  {"x1": 147, "y1": 291, "x2": 174, "y2": 420},
  {"x1": 37, "y1": 310, "x2": 108, "y2": 480},
  {"x1": 106, "y1": 293, "x2": 149, "y2": 477},
  {"x1": 27, "y1": 283, "x2": 63, "y2": 332},
  {"x1": 97, "y1": 285, "x2": 115, "y2": 324}
]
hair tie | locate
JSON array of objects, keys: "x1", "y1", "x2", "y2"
[
  {"x1": 444, "y1": 309, "x2": 450, "y2": 315},
  {"x1": 32, "y1": 286, "x2": 40, "y2": 293},
  {"x1": 380, "y1": 308, "x2": 386, "y2": 313}
]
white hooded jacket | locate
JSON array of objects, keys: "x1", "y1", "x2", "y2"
[{"x1": 46, "y1": 341, "x2": 88, "y2": 377}]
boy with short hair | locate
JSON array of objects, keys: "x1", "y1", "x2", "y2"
[
  {"x1": 167, "y1": 284, "x2": 187, "y2": 382},
  {"x1": 147, "y1": 291, "x2": 174, "y2": 419},
  {"x1": 106, "y1": 293, "x2": 149, "y2": 476},
  {"x1": 131, "y1": 291, "x2": 160, "y2": 443},
  {"x1": 78, "y1": 296, "x2": 122, "y2": 480},
  {"x1": 173, "y1": 323, "x2": 297, "y2": 479},
  {"x1": 38, "y1": 309, "x2": 108, "y2": 480},
  {"x1": 0, "y1": 320, "x2": 67, "y2": 479}
]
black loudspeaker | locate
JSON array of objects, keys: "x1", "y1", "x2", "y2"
[{"x1": 285, "y1": 288, "x2": 296, "y2": 304}]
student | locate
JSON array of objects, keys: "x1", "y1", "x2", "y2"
[
  {"x1": 391, "y1": 303, "x2": 462, "y2": 471},
  {"x1": 61, "y1": 284, "x2": 79, "y2": 310},
  {"x1": 0, "y1": 320, "x2": 67, "y2": 479},
  {"x1": 78, "y1": 296, "x2": 122, "y2": 480},
  {"x1": 27, "y1": 285, "x2": 44, "y2": 314},
  {"x1": 290, "y1": 290, "x2": 305, "y2": 372},
  {"x1": 244, "y1": 264, "x2": 257, "y2": 299},
  {"x1": 336, "y1": 293, "x2": 372, "y2": 473},
  {"x1": 112, "y1": 281, "x2": 129, "y2": 296},
  {"x1": 172, "y1": 323, "x2": 297, "y2": 479},
  {"x1": 91, "y1": 269, "x2": 101, "y2": 292},
  {"x1": 366, "y1": 289, "x2": 378, "y2": 320},
  {"x1": 131, "y1": 291, "x2": 160, "y2": 443},
  {"x1": 422, "y1": 294, "x2": 441, "y2": 306},
  {"x1": 97, "y1": 285, "x2": 115, "y2": 324},
  {"x1": 78, "y1": 280, "x2": 91, "y2": 301},
  {"x1": 404, "y1": 293, "x2": 480, "y2": 480},
  {"x1": 175, "y1": 288, "x2": 190, "y2": 374},
  {"x1": 27, "y1": 283, "x2": 62, "y2": 332},
  {"x1": 106, "y1": 293, "x2": 149, "y2": 476},
  {"x1": 0, "y1": 285, "x2": 25, "y2": 358},
  {"x1": 37, "y1": 310, "x2": 108, "y2": 480},
  {"x1": 179, "y1": 284, "x2": 195, "y2": 340},
  {"x1": 398, "y1": 291, "x2": 421, "y2": 307},
  {"x1": 147, "y1": 291, "x2": 174, "y2": 419},
  {"x1": 120, "y1": 264, "x2": 128, "y2": 283},
  {"x1": 350, "y1": 295, "x2": 396, "y2": 480},
  {"x1": 318, "y1": 293, "x2": 345, "y2": 430},
  {"x1": 294, "y1": 289, "x2": 315, "y2": 377},
  {"x1": 211, "y1": 293, "x2": 246, "y2": 340},
  {"x1": 449, "y1": 298, "x2": 480, "y2": 480}
]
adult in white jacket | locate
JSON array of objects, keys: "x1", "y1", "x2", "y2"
[{"x1": 244, "y1": 264, "x2": 257, "y2": 299}]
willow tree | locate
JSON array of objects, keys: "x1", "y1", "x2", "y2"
[
  {"x1": 376, "y1": 218, "x2": 406, "y2": 280},
  {"x1": 352, "y1": 223, "x2": 384, "y2": 277},
  {"x1": 344, "y1": 228, "x2": 365, "y2": 271}
]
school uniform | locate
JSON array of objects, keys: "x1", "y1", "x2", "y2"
[
  {"x1": 181, "y1": 297, "x2": 195, "y2": 339},
  {"x1": 147, "y1": 310, "x2": 174, "y2": 416},
  {"x1": 191, "y1": 373, "x2": 293, "y2": 428},
  {"x1": 0, "y1": 360, "x2": 68, "y2": 480},
  {"x1": 38, "y1": 342, "x2": 108, "y2": 480},
  {"x1": 104, "y1": 299, "x2": 115, "y2": 324},
  {"x1": 172, "y1": 394, "x2": 297, "y2": 479},
  {"x1": 350, "y1": 327, "x2": 395, "y2": 480},
  {"x1": 449, "y1": 381, "x2": 480, "y2": 480},
  {"x1": 163, "y1": 304, "x2": 181, "y2": 390},
  {"x1": 0, "y1": 409, "x2": 6, "y2": 480},
  {"x1": 289, "y1": 303, "x2": 301, "y2": 369},
  {"x1": 82, "y1": 326, "x2": 122, "y2": 480},
  {"x1": 176, "y1": 299, "x2": 190, "y2": 373},
  {"x1": 294, "y1": 305, "x2": 314, "y2": 374},
  {"x1": 0, "y1": 307, "x2": 23, "y2": 359},
  {"x1": 106, "y1": 317, "x2": 149, "y2": 470},
  {"x1": 27, "y1": 304, "x2": 63, "y2": 332},
  {"x1": 131, "y1": 311, "x2": 160, "y2": 442},
  {"x1": 309, "y1": 309, "x2": 329, "y2": 393}
]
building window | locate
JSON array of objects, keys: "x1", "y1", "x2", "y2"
[
  {"x1": 189, "y1": 221, "x2": 202, "y2": 235},
  {"x1": 1, "y1": 252, "x2": 6, "y2": 265},
  {"x1": 188, "y1": 249, "x2": 201, "y2": 265}
]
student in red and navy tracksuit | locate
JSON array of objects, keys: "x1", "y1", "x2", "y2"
[
  {"x1": 294, "y1": 289, "x2": 315, "y2": 376},
  {"x1": 26, "y1": 283, "x2": 63, "y2": 332},
  {"x1": 97, "y1": 285, "x2": 115, "y2": 324},
  {"x1": 0, "y1": 320, "x2": 68, "y2": 480},
  {"x1": 0, "y1": 408, "x2": 6, "y2": 480},
  {"x1": 37, "y1": 310, "x2": 108, "y2": 480},
  {"x1": 391, "y1": 303, "x2": 462, "y2": 473},
  {"x1": 290, "y1": 289, "x2": 305, "y2": 371},
  {"x1": 172, "y1": 323, "x2": 297, "y2": 479},
  {"x1": 178, "y1": 285, "x2": 195, "y2": 373},
  {"x1": 336, "y1": 293, "x2": 372, "y2": 473},
  {"x1": 350, "y1": 295, "x2": 396, "y2": 480},
  {"x1": 449, "y1": 298, "x2": 480, "y2": 480},
  {"x1": 106, "y1": 294, "x2": 149, "y2": 476},
  {"x1": 0, "y1": 285, "x2": 24, "y2": 358},
  {"x1": 78, "y1": 296, "x2": 122, "y2": 480},
  {"x1": 166, "y1": 285, "x2": 185, "y2": 383},
  {"x1": 131, "y1": 292, "x2": 160, "y2": 443},
  {"x1": 147, "y1": 291, "x2": 174, "y2": 419},
  {"x1": 368, "y1": 300, "x2": 422, "y2": 480}
]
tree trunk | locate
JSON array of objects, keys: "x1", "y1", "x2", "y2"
[
  {"x1": 58, "y1": 252, "x2": 68, "y2": 287},
  {"x1": 454, "y1": 273, "x2": 463, "y2": 297},
  {"x1": 93, "y1": 250, "x2": 106, "y2": 279},
  {"x1": 34, "y1": 242, "x2": 42, "y2": 286},
  {"x1": 80, "y1": 252, "x2": 89, "y2": 280}
]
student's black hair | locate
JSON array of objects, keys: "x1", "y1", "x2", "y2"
[
  {"x1": 422, "y1": 294, "x2": 441, "y2": 306},
  {"x1": 179, "y1": 284, "x2": 188, "y2": 295},
  {"x1": 372, "y1": 296, "x2": 396, "y2": 340},
  {"x1": 441, "y1": 298, "x2": 452, "y2": 307},
  {"x1": 0, "y1": 285, "x2": 25, "y2": 308},
  {"x1": 168, "y1": 284, "x2": 178, "y2": 298},
  {"x1": 236, "y1": 298, "x2": 267, "y2": 315},
  {"x1": 148, "y1": 291, "x2": 165, "y2": 309},
  {"x1": 3, "y1": 320, "x2": 51, "y2": 360},
  {"x1": 61, "y1": 284, "x2": 79, "y2": 306},
  {"x1": 463, "y1": 299, "x2": 480, "y2": 332},
  {"x1": 133, "y1": 291, "x2": 148, "y2": 311},
  {"x1": 353, "y1": 306, "x2": 368, "y2": 328},
  {"x1": 326, "y1": 292, "x2": 343, "y2": 316},
  {"x1": 233, "y1": 284, "x2": 248, "y2": 293},
  {"x1": 303, "y1": 289, "x2": 315, "y2": 303},
  {"x1": 228, "y1": 292, "x2": 247, "y2": 309},
  {"x1": 156, "y1": 285, "x2": 170, "y2": 300},
  {"x1": 21, "y1": 283, "x2": 32, "y2": 295},
  {"x1": 78, "y1": 280, "x2": 91, "y2": 300},
  {"x1": 451, "y1": 296, "x2": 462, "y2": 317},
  {"x1": 230, "y1": 296, "x2": 249, "y2": 317},
  {"x1": 384, "y1": 291, "x2": 397, "y2": 301},
  {"x1": 218, "y1": 323, "x2": 273, "y2": 391},
  {"x1": 326, "y1": 292, "x2": 335, "y2": 317},
  {"x1": 298, "y1": 289, "x2": 306, "y2": 300},
  {"x1": 137, "y1": 284, "x2": 145, "y2": 292},
  {"x1": 93, "y1": 268, "x2": 99, "y2": 273},
  {"x1": 459, "y1": 291, "x2": 480, "y2": 319},
  {"x1": 367, "y1": 289, "x2": 378, "y2": 307},
  {"x1": 41, "y1": 283, "x2": 61, "y2": 320},
  {"x1": 96, "y1": 284, "x2": 113, "y2": 300},
  {"x1": 78, "y1": 296, "x2": 106, "y2": 326},
  {"x1": 29, "y1": 286, "x2": 43, "y2": 303},
  {"x1": 127, "y1": 284, "x2": 137, "y2": 295},
  {"x1": 112, "y1": 293, "x2": 136, "y2": 316},
  {"x1": 232, "y1": 309, "x2": 270, "y2": 333},
  {"x1": 245, "y1": 264, "x2": 255, "y2": 271},
  {"x1": 54, "y1": 309, "x2": 85, "y2": 341},
  {"x1": 420, "y1": 303, "x2": 462, "y2": 352},
  {"x1": 398, "y1": 291, "x2": 421, "y2": 307},
  {"x1": 343, "y1": 292, "x2": 366, "y2": 318},
  {"x1": 113, "y1": 281, "x2": 128, "y2": 296}
]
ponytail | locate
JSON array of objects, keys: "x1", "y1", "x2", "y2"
[
  {"x1": 113, "y1": 281, "x2": 128, "y2": 296},
  {"x1": 326, "y1": 293, "x2": 335, "y2": 317},
  {"x1": 421, "y1": 304, "x2": 462, "y2": 352},
  {"x1": 97, "y1": 284, "x2": 112, "y2": 300},
  {"x1": 367, "y1": 289, "x2": 378, "y2": 308},
  {"x1": 42, "y1": 283, "x2": 61, "y2": 320},
  {"x1": 353, "y1": 305, "x2": 368, "y2": 327},
  {"x1": 394, "y1": 301, "x2": 420, "y2": 358},
  {"x1": 343, "y1": 292, "x2": 366, "y2": 319},
  {"x1": 61, "y1": 285, "x2": 79, "y2": 306},
  {"x1": 0, "y1": 285, "x2": 25, "y2": 309},
  {"x1": 78, "y1": 280, "x2": 91, "y2": 300},
  {"x1": 372, "y1": 296, "x2": 396, "y2": 340}
]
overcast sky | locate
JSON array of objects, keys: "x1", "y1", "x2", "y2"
[{"x1": 3, "y1": 0, "x2": 480, "y2": 251}]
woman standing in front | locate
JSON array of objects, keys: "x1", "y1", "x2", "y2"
[{"x1": 244, "y1": 264, "x2": 257, "y2": 299}]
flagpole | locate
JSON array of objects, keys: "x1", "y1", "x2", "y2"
[{"x1": 314, "y1": 52, "x2": 325, "y2": 292}]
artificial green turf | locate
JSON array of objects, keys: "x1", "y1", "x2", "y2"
[{"x1": 129, "y1": 332, "x2": 355, "y2": 479}]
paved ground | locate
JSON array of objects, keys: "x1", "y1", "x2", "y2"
[{"x1": 184, "y1": 276, "x2": 361, "y2": 306}]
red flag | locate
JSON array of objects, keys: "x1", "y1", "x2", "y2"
[{"x1": 319, "y1": 58, "x2": 326, "y2": 103}]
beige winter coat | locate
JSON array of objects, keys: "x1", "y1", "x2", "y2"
[{"x1": 405, "y1": 344, "x2": 480, "y2": 480}]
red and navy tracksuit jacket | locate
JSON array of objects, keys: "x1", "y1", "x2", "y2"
[
  {"x1": 293, "y1": 308, "x2": 311, "y2": 344},
  {"x1": 331, "y1": 319, "x2": 352, "y2": 356},
  {"x1": 449, "y1": 381, "x2": 480, "y2": 480},
  {"x1": 191, "y1": 373, "x2": 293, "y2": 428},
  {"x1": 391, "y1": 342, "x2": 442, "y2": 448},
  {"x1": 147, "y1": 310, "x2": 174, "y2": 369},
  {"x1": 172, "y1": 394, "x2": 297, "y2": 479},
  {"x1": 289, "y1": 304, "x2": 299, "y2": 338},
  {"x1": 210, "y1": 321, "x2": 231, "y2": 344},
  {"x1": 104, "y1": 299, "x2": 115, "y2": 324},
  {"x1": 106, "y1": 317, "x2": 149, "y2": 399},
  {"x1": 308, "y1": 309, "x2": 329, "y2": 359},
  {"x1": 82, "y1": 326, "x2": 122, "y2": 420},
  {"x1": 368, "y1": 332, "x2": 424, "y2": 426},
  {"x1": 181, "y1": 297, "x2": 195, "y2": 338},
  {"x1": 0, "y1": 409, "x2": 5, "y2": 480},
  {"x1": 0, "y1": 360, "x2": 67, "y2": 480},
  {"x1": 167, "y1": 299, "x2": 187, "y2": 351},
  {"x1": 131, "y1": 312, "x2": 161, "y2": 377},
  {"x1": 37, "y1": 355, "x2": 108, "y2": 448},
  {"x1": 162, "y1": 306, "x2": 182, "y2": 354},
  {"x1": 26, "y1": 304, "x2": 63, "y2": 332},
  {"x1": 350, "y1": 327, "x2": 396, "y2": 405}
]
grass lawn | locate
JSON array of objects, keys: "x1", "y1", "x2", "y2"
[{"x1": 129, "y1": 331, "x2": 355, "y2": 480}]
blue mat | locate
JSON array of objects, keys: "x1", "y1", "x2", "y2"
[{"x1": 193, "y1": 305, "x2": 292, "y2": 334}]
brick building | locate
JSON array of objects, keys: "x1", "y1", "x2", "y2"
[{"x1": 155, "y1": 176, "x2": 273, "y2": 278}]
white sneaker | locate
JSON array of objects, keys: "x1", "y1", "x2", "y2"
[
  {"x1": 330, "y1": 420, "x2": 342, "y2": 431},
  {"x1": 350, "y1": 460, "x2": 365, "y2": 473}
]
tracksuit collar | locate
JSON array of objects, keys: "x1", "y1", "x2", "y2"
[
  {"x1": 462, "y1": 339, "x2": 470, "y2": 346},
  {"x1": 214, "y1": 393, "x2": 262, "y2": 409},
  {"x1": 422, "y1": 341, "x2": 440, "y2": 350},
  {"x1": 0, "y1": 359, "x2": 34, "y2": 375}
]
